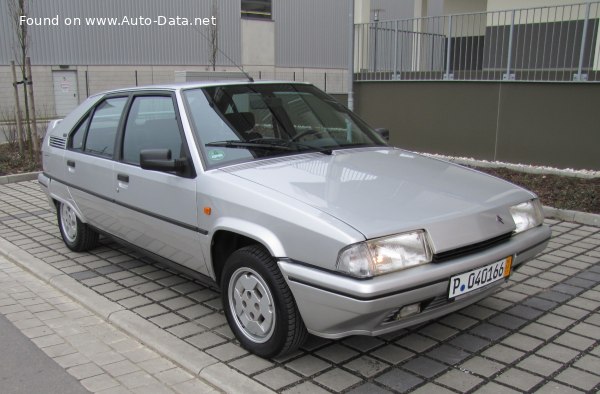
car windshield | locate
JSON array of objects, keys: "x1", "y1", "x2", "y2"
[{"x1": 183, "y1": 83, "x2": 386, "y2": 167}]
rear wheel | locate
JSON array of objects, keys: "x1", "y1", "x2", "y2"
[
  {"x1": 57, "y1": 202, "x2": 98, "y2": 252},
  {"x1": 221, "y1": 245, "x2": 307, "y2": 358}
]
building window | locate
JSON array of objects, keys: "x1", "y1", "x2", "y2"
[{"x1": 241, "y1": 0, "x2": 272, "y2": 20}]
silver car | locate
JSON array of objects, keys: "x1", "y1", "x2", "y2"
[{"x1": 39, "y1": 81, "x2": 551, "y2": 358}]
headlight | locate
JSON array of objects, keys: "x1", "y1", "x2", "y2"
[
  {"x1": 336, "y1": 230, "x2": 432, "y2": 278},
  {"x1": 509, "y1": 199, "x2": 544, "y2": 234}
]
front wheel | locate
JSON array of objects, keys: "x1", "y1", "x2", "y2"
[
  {"x1": 57, "y1": 201, "x2": 99, "y2": 252},
  {"x1": 221, "y1": 245, "x2": 307, "y2": 358}
]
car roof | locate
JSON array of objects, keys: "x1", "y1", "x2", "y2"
[{"x1": 99, "y1": 80, "x2": 313, "y2": 95}]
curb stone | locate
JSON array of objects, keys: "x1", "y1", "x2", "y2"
[
  {"x1": 424, "y1": 153, "x2": 599, "y2": 179},
  {"x1": 200, "y1": 363, "x2": 277, "y2": 394},
  {"x1": 0, "y1": 238, "x2": 124, "y2": 321},
  {"x1": 108, "y1": 310, "x2": 218, "y2": 374},
  {"x1": 543, "y1": 206, "x2": 600, "y2": 227},
  {"x1": 0, "y1": 171, "x2": 40, "y2": 185},
  {"x1": 0, "y1": 237, "x2": 274, "y2": 394}
]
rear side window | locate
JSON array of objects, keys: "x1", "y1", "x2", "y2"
[
  {"x1": 69, "y1": 115, "x2": 89, "y2": 151},
  {"x1": 122, "y1": 96, "x2": 182, "y2": 165},
  {"x1": 84, "y1": 97, "x2": 127, "y2": 157}
]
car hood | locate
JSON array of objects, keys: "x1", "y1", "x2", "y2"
[{"x1": 221, "y1": 148, "x2": 534, "y2": 253}]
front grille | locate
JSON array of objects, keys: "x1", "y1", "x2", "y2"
[
  {"x1": 49, "y1": 136, "x2": 66, "y2": 149},
  {"x1": 433, "y1": 232, "x2": 512, "y2": 263}
]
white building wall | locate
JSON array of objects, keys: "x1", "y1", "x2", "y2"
[
  {"x1": 370, "y1": 0, "x2": 415, "y2": 21},
  {"x1": 0, "y1": 66, "x2": 56, "y2": 121},
  {"x1": 444, "y1": 0, "x2": 487, "y2": 15},
  {"x1": 242, "y1": 20, "x2": 275, "y2": 68},
  {"x1": 0, "y1": 64, "x2": 348, "y2": 119}
]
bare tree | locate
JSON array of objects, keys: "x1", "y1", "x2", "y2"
[
  {"x1": 209, "y1": 0, "x2": 218, "y2": 71},
  {"x1": 10, "y1": 60, "x2": 24, "y2": 155},
  {"x1": 26, "y1": 56, "x2": 39, "y2": 154},
  {"x1": 7, "y1": 0, "x2": 35, "y2": 159}
]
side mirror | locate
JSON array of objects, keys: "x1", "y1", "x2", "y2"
[
  {"x1": 140, "y1": 149, "x2": 186, "y2": 173},
  {"x1": 374, "y1": 128, "x2": 390, "y2": 141}
]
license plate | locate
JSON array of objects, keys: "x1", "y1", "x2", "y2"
[{"x1": 448, "y1": 256, "x2": 512, "y2": 298}]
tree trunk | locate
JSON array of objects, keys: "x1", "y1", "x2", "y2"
[
  {"x1": 10, "y1": 61, "x2": 24, "y2": 155},
  {"x1": 210, "y1": 0, "x2": 218, "y2": 71},
  {"x1": 21, "y1": 59, "x2": 33, "y2": 160},
  {"x1": 26, "y1": 57, "x2": 39, "y2": 155}
]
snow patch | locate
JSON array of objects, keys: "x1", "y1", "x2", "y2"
[{"x1": 421, "y1": 153, "x2": 599, "y2": 179}]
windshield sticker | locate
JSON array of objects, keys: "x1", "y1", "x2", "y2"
[{"x1": 208, "y1": 150, "x2": 225, "y2": 161}]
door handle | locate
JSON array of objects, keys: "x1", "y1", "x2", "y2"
[
  {"x1": 67, "y1": 160, "x2": 75, "y2": 168},
  {"x1": 117, "y1": 174, "x2": 129, "y2": 183}
]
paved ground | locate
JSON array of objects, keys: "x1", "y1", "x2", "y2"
[
  {"x1": 0, "y1": 180, "x2": 599, "y2": 393},
  {"x1": 0, "y1": 255, "x2": 219, "y2": 394},
  {"x1": 0, "y1": 311, "x2": 88, "y2": 394}
]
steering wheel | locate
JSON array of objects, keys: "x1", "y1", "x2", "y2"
[{"x1": 290, "y1": 129, "x2": 322, "y2": 141}]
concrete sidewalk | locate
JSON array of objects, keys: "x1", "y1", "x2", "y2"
[
  {"x1": 0, "y1": 179, "x2": 598, "y2": 393},
  {"x1": 0, "y1": 255, "x2": 220, "y2": 394},
  {"x1": 0, "y1": 308, "x2": 88, "y2": 394}
]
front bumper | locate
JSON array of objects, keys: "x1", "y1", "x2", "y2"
[{"x1": 278, "y1": 224, "x2": 551, "y2": 339}]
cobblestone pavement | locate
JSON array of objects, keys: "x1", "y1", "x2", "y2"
[{"x1": 1, "y1": 180, "x2": 599, "y2": 393}]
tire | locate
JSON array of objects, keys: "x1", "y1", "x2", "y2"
[
  {"x1": 221, "y1": 245, "x2": 308, "y2": 358},
  {"x1": 57, "y1": 201, "x2": 99, "y2": 252}
]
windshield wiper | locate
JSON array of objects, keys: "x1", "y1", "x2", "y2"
[
  {"x1": 206, "y1": 140, "x2": 294, "y2": 151},
  {"x1": 206, "y1": 139, "x2": 332, "y2": 155},
  {"x1": 249, "y1": 138, "x2": 332, "y2": 155}
]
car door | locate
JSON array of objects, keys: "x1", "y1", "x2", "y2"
[
  {"x1": 63, "y1": 95, "x2": 128, "y2": 233},
  {"x1": 111, "y1": 93, "x2": 209, "y2": 276}
]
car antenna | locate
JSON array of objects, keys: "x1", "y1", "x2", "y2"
[{"x1": 191, "y1": 24, "x2": 254, "y2": 83}]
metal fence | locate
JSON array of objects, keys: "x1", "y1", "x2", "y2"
[{"x1": 354, "y1": 1, "x2": 600, "y2": 82}]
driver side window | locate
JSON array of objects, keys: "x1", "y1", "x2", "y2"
[{"x1": 122, "y1": 96, "x2": 183, "y2": 165}]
